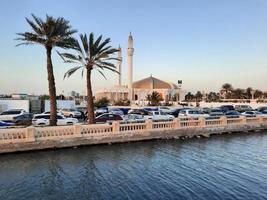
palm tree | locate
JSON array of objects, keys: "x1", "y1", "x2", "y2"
[
  {"x1": 146, "y1": 91, "x2": 162, "y2": 106},
  {"x1": 185, "y1": 92, "x2": 195, "y2": 102},
  {"x1": 195, "y1": 91, "x2": 203, "y2": 101},
  {"x1": 221, "y1": 83, "x2": 233, "y2": 99},
  {"x1": 222, "y1": 83, "x2": 233, "y2": 93},
  {"x1": 232, "y1": 88, "x2": 245, "y2": 99},
  {"x1": 58, "y1": 33, "x2": 118, "y2": 124},
  {"x1": 16, "y1": 14, "x2": 77, "y2": 126}
]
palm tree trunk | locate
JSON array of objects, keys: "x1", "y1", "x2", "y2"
[
  {"x1": 46, "y1": 46, "x2": 57, "y2": 126},
  {"x1": 86, "y1": 69, "x2": 95, "y2": 124}
]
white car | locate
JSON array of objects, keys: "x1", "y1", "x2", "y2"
[
  {"x1": 242, "y1": 111, "x2": 264, "y2": 117},
  {"x1": 179, "y1": 109, "x2": 209, "y2": 118},
  {"x1": 144, "y1": 111, "x2": 174, "y2": 121},
  {"x1": 32, "y1": 114, "x2": 78, "y2": 126},
  {"x1": 109, "y1": 108, "x2": 124, "y2": 116},
  {"x1": 0, "y1": 109, "x2": 26, "y2": 122},
  {"x1": 158, "y1": 106, "x2": 171, "y2": 113},
  {"x1": 124, "y1": 114, "x2": 145, "y2": 123},
  {"x1": 42, "y1": 111, "x2": 63, "y2": 115},
  {"x1": 60, "y1": 108, "x2": 82, "y2": 118}
]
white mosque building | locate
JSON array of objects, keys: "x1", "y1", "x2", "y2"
[{"x1": 95, "y1": 33, "x2": 184, "y2": 105}]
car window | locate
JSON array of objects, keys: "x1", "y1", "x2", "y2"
[
  {"x1": 57, "y1": 115, "x2": 64, "y2": 119},
  {"x1": 34, "y1": 115, "x2": 49, "y2": 119},
  {"x1": 1, "y1": 111, "x2": 21, "y2": 115},
  {"x1": 99, "y1": 115, "x2": 108, "y2": 119}
]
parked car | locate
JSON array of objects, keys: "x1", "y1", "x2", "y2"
[
  {"x1": 119, "y1": 108, "x2": 131, "y2": 115},
  {"x1": 0, "y1": 109, "x2": 27, "y2": 122},
  {"x1": 242, "y1": 111, "x2": 263, "y2": 117},
  {"x1": 14, "y1": 113, "x2": 33, "y2": 126},
  {"x1": 95, "y1": 107, "x2": 109, "y2": 116},
  {"x1": 235, "y1": 105, "x2": 253, "y2": 112},
  {"x1": 209, "y1": 108, "x2": 224, "y2": 117},
  {"x1": 256, "y1": 106, "x2": 267, "y2": 113},
  {"x1": 166, "y1": 108, "x2": 184, "y2": 117},
  {"x1": 220, "y1": 105, "x2": 235, "y2": 113},
  {"x1": 143, "y1": 111, "x2": 174, "y2": 121},
  {"x1": 158, "y1": 106, "x2": 171, "y2": 113},
  {"x1": 32, "y1": 114, "x2": 78, "y2": 126},
  {"x1": 201, "y1": 107, "x2": 211, "y2": 114},
  {"x1": 178, "y1": 109, "x2": 209, "y2": 118},
  {"x1": 261, "y1": 110, "x2": 267, "y2": 116},
  {"x1": 143, "y1": 107, "x2": 159, "y2": 112},
  {"x1": 0, "y1": 120, "x2": 15, "y2": 128},
  {"x1": 95, "y1": 113, "x2": 123, "y2": 124},
  {"x1": 224, "y1": 111, "x2": 241, "y2": 118},
  {"x1": 124, "y1": 114, "x2": 145, "y2": 123},
  {"x1": 128, "y1": 109, "x2": 150, "y2": 116},
  {"x1": 109, "y1": 108, "x2": 124, "y2": 116},
  {"x1": 42, "y1": 111, "x2": 63, "y2": 115},
  {"x1": 60, "y1": 108, "x2": 82, "y2": 118}
]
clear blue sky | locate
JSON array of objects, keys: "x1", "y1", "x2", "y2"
[{"x1": 1, "y1": 0, "x2": 267, "y2": 95}]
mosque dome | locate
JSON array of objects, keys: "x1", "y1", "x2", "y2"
[{"x1": 133, "y1": 75, "x2": 178, "y2": 89}]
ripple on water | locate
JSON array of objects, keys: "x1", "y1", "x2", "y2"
[{"x1": 0, "y1": 132, "x2": 267, "y2": 200}]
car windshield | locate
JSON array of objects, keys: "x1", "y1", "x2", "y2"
[
  {"x1": 211, "y1": 109, "x2": 221, "y2": 112},
  {"x1": 1, "y1": 110, "x2": 21, "y2": 115},
  {"x1": 34, "y1": 115, "x2": 50, "y2": 119},
  {"x1": 188, "y1": 110, "x2": 201, "y2": 114}
]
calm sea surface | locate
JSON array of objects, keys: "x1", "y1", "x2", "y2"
[{"x1": 0, "y1": 132, "x2": 267, "y2": 200}]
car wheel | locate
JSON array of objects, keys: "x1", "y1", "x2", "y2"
[{"x1": 69, "y1": 114, "x2": 73, "y2": 118}]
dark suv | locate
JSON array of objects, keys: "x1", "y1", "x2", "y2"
[
  {"x1": 220, "y1": 105, "x2": 235, "y2": 113},
  {"x1": 95, "y1": 113, "x2": 123, "y2": 123}
]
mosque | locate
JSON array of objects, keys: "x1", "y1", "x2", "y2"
[{"x1": 95, "y1": 33, "x2": 184, "y2": 105}]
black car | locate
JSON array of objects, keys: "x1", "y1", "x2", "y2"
[
  {"x1": 220, "y1": 105, "x2": 235, "y2": 113},
  {"x1": 128, "y1": 109, "x2": 150, "y2": 116},
  {"x1": 167, "y1": 108, "x2": 183, "y2": 117},
  {"x1": 14, "y1": 113, "x2": 33, "y2": 126},
  {"x1": 224, "y1": 111, "x2": 241, "y2": 118},
  {"x1": 256, "y1": 106, "x2": 267, "y2": 113}
]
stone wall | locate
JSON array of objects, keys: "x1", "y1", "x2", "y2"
[{"x1": 0, "y1": 116, "x2": 267, "y2": 154}]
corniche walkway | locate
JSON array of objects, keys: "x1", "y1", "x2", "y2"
[{"x1": 0, "y1": 116, "x2": 267, "y2": 154}]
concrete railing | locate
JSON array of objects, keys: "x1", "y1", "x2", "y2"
[{"x1": 0, "y1": 116, "x2": 267, "y2": 144}]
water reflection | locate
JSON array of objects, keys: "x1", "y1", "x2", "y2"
[{"x1": 0, "y1": 132, "x2": 267, "y2": 200}]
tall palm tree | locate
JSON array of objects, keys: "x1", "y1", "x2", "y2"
[
  {"x1": 58, "y1": 33, "x2": 118, "y2": 124},
  {"x1": 221, "y1": 83, "x2": 233, "y2": 99},
  {"x1": 222, "y1": 83, "x2": 233, "y2": 93},
  {"x1": 16, "y1": 14, "x2": 77, "y2": 126},
  {"x1": 146, "y1": 91, "x2": 162, "y2": 106}
]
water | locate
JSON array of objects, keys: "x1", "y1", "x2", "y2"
[{"x1": 0, "y1": 132, "x2": 267, "y2": 200}]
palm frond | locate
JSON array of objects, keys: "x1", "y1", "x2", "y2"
[
  {"x1": 16, "y1": 14, "x2": 77, "y2": 49},
  {"x1": 96, "y1": 38, "x2": 110, "y2": 52},
  {"x1": 64, "y1": 66, "x2": 82, "y2": 79},
  {"x1": 80, "y1": 33, "x2": 89, "y2": 54},
  {"x1": 96, "y1": 69, "x2": 107, "y2": 80}
]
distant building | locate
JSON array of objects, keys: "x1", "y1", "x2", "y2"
[
  {"x1": 95, "y1": 33, "x2": 183, "y2": 104},
  {"x1": 70, "y1": 91, "x2": 80, "y2": 98},
  {"x1": 11, "y1": 93, "x2": 28, "y2": 100}
]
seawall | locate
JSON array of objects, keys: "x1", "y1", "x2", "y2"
[{"x1": 1, "y1": 116, "x2": 267, "y2": 154}]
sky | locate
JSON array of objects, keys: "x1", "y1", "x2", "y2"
[{"x1": 1, "y1": 0, "x2": 267, "y2": 95}]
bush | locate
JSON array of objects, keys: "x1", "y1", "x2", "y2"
[
  {"x1": 114, "y1": 99, "x2": 130, "y2": 106},
  {"x1": 94, "y1": 97, "x2": 110, "y2": 108}
]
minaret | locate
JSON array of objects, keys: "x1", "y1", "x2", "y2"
[
  {"x1": 117, "y1": 45, "x2": 122, "y2": 86},
  {"x1": 127, "y1": 32, "x2": 134, "y2": 101}
]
